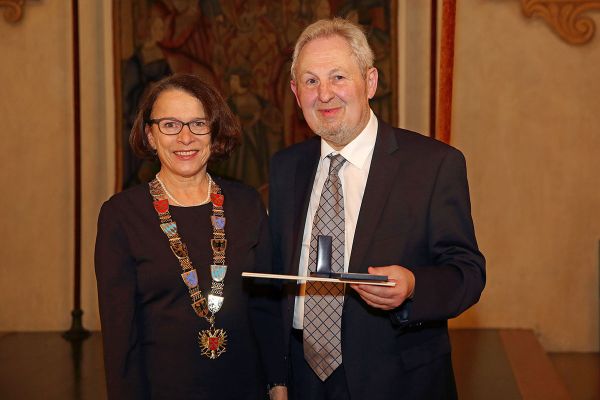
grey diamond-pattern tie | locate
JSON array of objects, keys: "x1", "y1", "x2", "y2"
[{"x1": 303, "y1": 154, "x2": 347, "y2": 381}]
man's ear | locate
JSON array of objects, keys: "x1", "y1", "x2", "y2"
[
  {"x1": 366, "y1": 67, "x2": 378, "y2": 99},
  {"x1": 290, "y1": 80, "x2": 302, "y2": 108}
]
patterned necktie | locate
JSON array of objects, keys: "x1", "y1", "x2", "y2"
[{"x1": 303, "y1": 154, "x2": 347, "y2": 381}]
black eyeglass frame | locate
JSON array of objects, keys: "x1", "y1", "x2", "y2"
[{"x1": 147, "y1": 117, "x2": 211, "y2": 136}]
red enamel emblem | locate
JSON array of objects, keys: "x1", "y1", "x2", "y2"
[
  {"x1": 210, "y1": 193, "x2": 224, "y2": 207},
  {"x1": 153, "y1": 199, "x2": 169, "y2": 214},
  {"x1": 209, "y1": 337, "x2": 219, "y2": 351}
]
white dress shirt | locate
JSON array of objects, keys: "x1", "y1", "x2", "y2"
[{"x1": 293, "y1": 110, "x2": 378, "y2": 329}]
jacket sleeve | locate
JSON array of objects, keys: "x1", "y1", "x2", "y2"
[
  {"x1": 94, "y1": 200, "x2": 149, "y2": 399},
  {"x1": 395, "y1": 148, "x2": 486, "y2": 324},
  {"x1": 247, "y1": 194, "x2": 288, "y2": 385}
]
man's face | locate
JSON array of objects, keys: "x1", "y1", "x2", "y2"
[{"x1": 291, "y1": 35, "x2": 377, "y2": 150}]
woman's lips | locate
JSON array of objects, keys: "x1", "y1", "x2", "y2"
[{"x1": 173, "y1": 150, "x2": 199, "y2": 160}]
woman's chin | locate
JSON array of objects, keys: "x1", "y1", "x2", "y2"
[{"x1": 161, "y1": 165, "x2": 207, "y2": 180}]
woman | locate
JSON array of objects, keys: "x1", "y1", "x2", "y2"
[{"x1": 95, "y1": 74, "x2": 287, "y2": 400}]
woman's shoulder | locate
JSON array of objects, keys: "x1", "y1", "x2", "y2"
[
  {"x1": 211, "y1": 176, "x2": 268, "y2": 219},
  {"x1": 101, "y1": 183, "x2": 151, "y2": 214},
  {"x1": 97, "y1": 183, "x2": 156, "y2": 235},
  {"x1": 212, "y1": 176, "x2": 261, "y2": 203}
]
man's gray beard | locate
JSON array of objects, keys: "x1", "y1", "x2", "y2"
[{"x1": 315, "y1": 122, "x2": 353, "y2": 147}]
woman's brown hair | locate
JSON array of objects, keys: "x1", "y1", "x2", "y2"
[{"x1": 130, "y1": 73, "x2": 240, "y2": 161}]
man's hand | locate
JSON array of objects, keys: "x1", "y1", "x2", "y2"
[
  {"x1": 269, "y1": 385, "x2": 288, "y2": 400},
  {"x1": 350, "y1": 265, "x2": 415, "y2": 310}
]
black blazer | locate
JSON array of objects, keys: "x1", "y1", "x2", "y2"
[
  {"x1": 95, "y1": 179, "x2": 286, "y2": 399},
  {"x1": 269, "y1": 119, "x2": 485, "y2": 399}
]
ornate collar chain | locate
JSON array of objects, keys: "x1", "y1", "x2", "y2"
[{"x1": 149, "y1": 173, "x2": 228, "y2": 359}]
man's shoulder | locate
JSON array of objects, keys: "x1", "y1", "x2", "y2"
[
  {"x1": 380, "y1": 120, "x2": 463, "y2": 159},
  {"x1": 271, "y1": 136, "x2": 320, "y2": 164}
]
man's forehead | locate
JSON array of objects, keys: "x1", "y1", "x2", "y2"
[
  {"x1": 297, "y1": 66, "x2": 349, "y2": 77},
  {"x1": 296, "y1": 36, "x2": 358, "y2": 73},
  {"x1": 299, "y1": 34, "x2": 352, "y2": 55}
]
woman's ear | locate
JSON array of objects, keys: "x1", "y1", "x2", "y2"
[{"x1": 145, "y1": 124, "x2": 157, "y2": 150}]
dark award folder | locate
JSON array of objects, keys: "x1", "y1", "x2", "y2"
[{"x1": 310, "y1": 235, "x2": 388, "y2": 282}]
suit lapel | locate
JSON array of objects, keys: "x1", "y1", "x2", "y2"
[
  {"x1": 289, "y1": 138, "x2": 320, "y2": 275},
  {"x1": 348, "y1": 121, "x2": 400, "y2": 273}
]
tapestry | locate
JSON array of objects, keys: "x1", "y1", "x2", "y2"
[{"x1": 114, "y1": 0, "x2": 397, "y2": 195}]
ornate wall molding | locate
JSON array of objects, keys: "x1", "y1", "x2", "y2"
[
  {"x1": 0, "y1": 0, "x2": 24, "y2": 23},
  {"x1": 521, "y1": 0, "x2": 600, "y2": 45}
]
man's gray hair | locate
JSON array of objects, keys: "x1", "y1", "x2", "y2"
[{"x1": 290, "y1": 18, "x2": 375, "y2": 80}]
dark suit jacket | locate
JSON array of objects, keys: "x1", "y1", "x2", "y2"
[{"x1": 269, "y1": 119, "x2": 486, "y2": 399}]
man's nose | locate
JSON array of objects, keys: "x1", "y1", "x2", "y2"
[{"x1": 317, "y1": 82, "x2": 335, "y2": 102}]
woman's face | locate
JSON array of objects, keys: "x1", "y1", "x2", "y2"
[{"x1": 146, "y1": 88, "x2": 212, "y2": 180}]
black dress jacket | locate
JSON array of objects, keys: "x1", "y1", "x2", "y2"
[
  {"x1": 95, "y1": 178, "x2": 285, "y2": 400},
  {"x1": 268, "y1": 119, "x2": 486, "y2": 399}
]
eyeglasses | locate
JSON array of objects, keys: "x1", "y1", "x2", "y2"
[{"x1": 147, "y1": 117, "x2": 211, "y2": 136}]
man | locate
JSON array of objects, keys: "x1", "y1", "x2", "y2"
[{"x1": 269, "y1": 18, "x2": 485, "y2": 400}]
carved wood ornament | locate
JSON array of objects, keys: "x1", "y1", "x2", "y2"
[
  {"x1": 0, "y1": 0, "x2": 24, "y2": 22},
  {"x1": 521, "y1": 0, "x2": 600, "y2": 44}
]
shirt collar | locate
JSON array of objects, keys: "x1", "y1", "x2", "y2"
[{"x1": 320, "y1": 109, "x2": 378, "y2": 169}]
